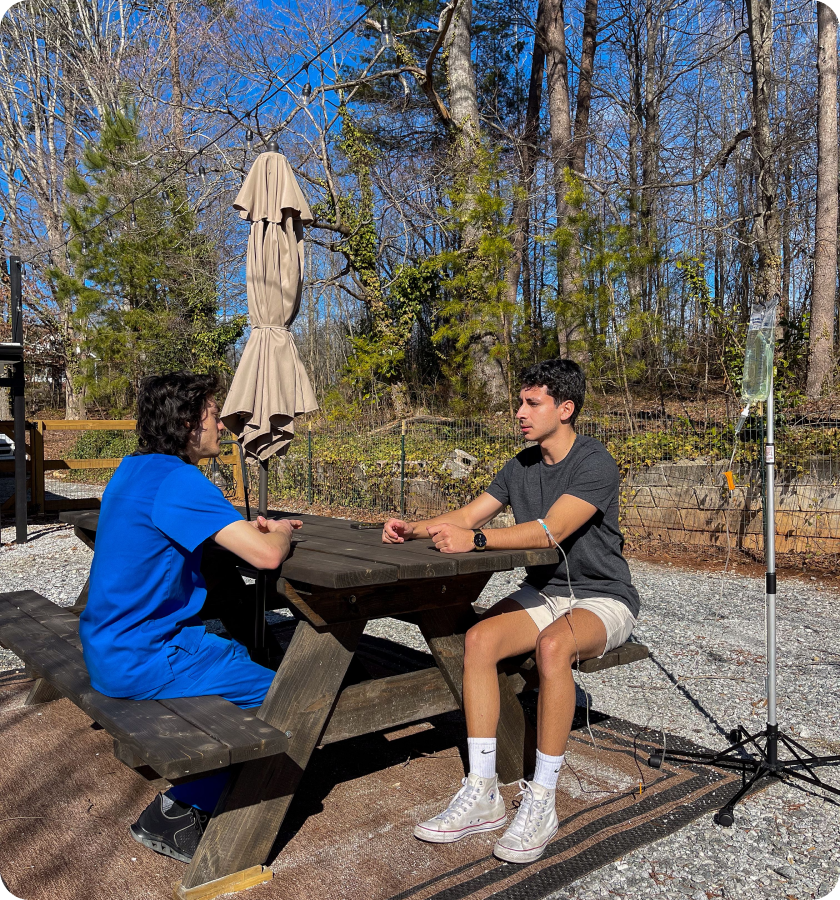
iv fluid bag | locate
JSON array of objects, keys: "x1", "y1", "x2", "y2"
[{"x1": 741, "y1": 297, "x2": 778, "y2": 403}]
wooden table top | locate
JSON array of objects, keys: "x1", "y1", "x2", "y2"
[{"x1": 60, "y1": 510, "x2": 559, "y2": 590}]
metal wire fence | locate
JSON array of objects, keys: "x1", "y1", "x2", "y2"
[{"x1": 12, "y1": 408, "x2": 840, "y2": 562}]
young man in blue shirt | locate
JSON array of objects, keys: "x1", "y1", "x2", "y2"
[
  {"x1": 80, "y1": 372, "x2": 300, "y2": 863},
  {"x1": 382, "y1": 359, "x2": 639, "y2": 863}
]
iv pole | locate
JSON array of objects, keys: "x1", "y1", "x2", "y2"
[{"x1": 647, "y1": 367, "x2": 840, "y2": 824}]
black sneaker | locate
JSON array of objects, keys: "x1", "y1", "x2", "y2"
[{"x1": 130, "y1": 793, "x2": 209, "y2": 863}]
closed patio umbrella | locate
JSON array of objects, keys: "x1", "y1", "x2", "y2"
[{"x1": 221, "y1": 143, "x2": 318, "y2": 514}]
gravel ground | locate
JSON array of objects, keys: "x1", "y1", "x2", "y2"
[{"x1": 1, "y1": 523, "x2": 839, "y2": 900}]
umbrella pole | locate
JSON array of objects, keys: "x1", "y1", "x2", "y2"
[
  {"x1": 255, "y1": 458, "x2": 269, "y2": 663},
  {"x1": 258, "y1": 458, "x2": 269, "y2": 517}
]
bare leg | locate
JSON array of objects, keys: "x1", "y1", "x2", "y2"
[
  {"x1": 534, "y1": 609, "x2": 607, "y2": 756},
  {"x1": 462, "y1": 599, "x2": 539, "y2": 738}
]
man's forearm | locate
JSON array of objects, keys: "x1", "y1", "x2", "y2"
[
  {"x1": 263, "y1": 530, "x2": 293, "y2": 565},
  {"x1": 481, "y1": 508, "x2": 587, "y2": 551},
  {"x1": 409, "y1": 507, "x2": 483, "y2": 539},
  {"x1": 482, "y1": 520, "x2": 552, "y2": 551}
]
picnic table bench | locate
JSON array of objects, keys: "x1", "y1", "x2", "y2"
[
  {"x1": 0, "y1": 509, "x2": 648, "y2": 900},
  {"x1": 0, "y1": 591, "x2": 289, "y2": 780}
]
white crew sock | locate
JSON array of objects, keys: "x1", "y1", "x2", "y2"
[
  {"x1": 467, "y1": 737, "x2": 497, "y2": 778},
  {"x1": 533, "y1": 750, "x2": 565, "y2": 790}
]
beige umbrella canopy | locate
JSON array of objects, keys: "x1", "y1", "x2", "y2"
[{"x1": 221, "y1": 149, "x2": 318, "y2": 462}]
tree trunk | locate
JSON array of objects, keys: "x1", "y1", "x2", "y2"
[
  {"x1": 626, "y1": 16, "x2": 643, "y2": 311},
  {"x1": 544, "y1": 0, "x2": 574, "y2": 215},
  {"x1": 570, "y1": 0, "x2": 598, "y2": 176},
  {"x1": 641, "y1": 0, "x2": 662, "y2": 315},
  {"x1": 445, "y1": 0, "x2": 507, "y2": 407},
  {"x1": 807, "y1": 3, "x2": 838, "y2": 398},
  {"x1": 543, "y1": 0, "x2": 575, "y2": 353},
  {"x1": 544, "y1": 0, "x2": 597, "y2": 363},
  {"x1": 504, "y1": 5, "x2": 546, "y2": 353},
  {"x1": 166, "y1": 0, "x2": 186, "y2": 152},
  {"x1": 746, "y1": 0, "x2": 782, "y2": 336},
  {"x1": 65, "y1": 369, "x2": 87, "y2": 420}
]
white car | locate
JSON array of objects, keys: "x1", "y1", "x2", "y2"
[{"x1": 0, "y1": 434, "x2": 14, "y2": 460}]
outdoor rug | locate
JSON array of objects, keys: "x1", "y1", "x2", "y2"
[{"x1": 0, "y1": 663, "x2": 745, "y2": 900}]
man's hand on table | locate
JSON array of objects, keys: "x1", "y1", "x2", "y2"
[
  {"x1": 427, "y1": 523, "x2": 475, "y2": 553},
  {"x1": 382, "y1": 518, "x2": 415, "y2": 543},
  {"x1": 215, "y1": 516, "x2": 302, "y2": 569},
  {"x1": 251, "y1": 516, "x2": 302, "y2": 537},
  {"x1": 382, "y1": 518, "x2": 476, "y2": 553}
]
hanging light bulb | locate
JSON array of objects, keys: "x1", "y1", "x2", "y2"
[
  {"x1": 208, "y1": 457, "x2": 225, "y2": 489},
  {"x1": 301, "y1": 80, "x2": 312, "y2": 105},
  {"x1": 245, "y1": 126, "x2": 254, "y2": 150},
  {"x1": 198, "y1": 160, "x2": 207, "y2": 184},
  {"x1": 80, "y1": 239, "x2": 87, "y2": 256},
  {"x1": 130, "y1": 203, "x2": 137, "y2": 228},
  {"x1": 381, "y1": 16, "x2": 393, "y2": 49}
]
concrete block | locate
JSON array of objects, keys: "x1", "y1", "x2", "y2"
[
  {"x1": 441, "y1": 449, "x2": 478, "y2": 479},
  {"x1": 636, "y1": 506, "x2": 683, "y2": 528},
  {"x1": 629, "y1": 471, "x2": 668, "y2": 486},
  {"x1": 806, "y1": 455, "x2": 839, "y2": 483},
  {"x1": 625, "y1": 485, "x2": 654, "y2": 507},
  {"x1": 658, "y1": 459, "x2": 715, "y2": 484},
  {"x1": 647, "y1": 485, "x2": 693, "y2": 507},
  {"x1": 694, "y1": 485, "x2": 726, "y2": 509},
  {"x1": 486, "y1": 511, "x2": 515, "y2": 529},
  {"x1": 620, "y1": 506, "x2": 645, "y2": 527},
  {"x1": 680, "y1": 508, "x2": 725, "y2": 532}
]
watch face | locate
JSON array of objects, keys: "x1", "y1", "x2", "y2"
[{"x1": 473, "y1": 530, "x2": 487, "y2": 549}]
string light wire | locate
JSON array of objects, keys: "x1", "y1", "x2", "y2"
[{"x1": 19, "y1": 2, "x2": 379, "y2": 267}]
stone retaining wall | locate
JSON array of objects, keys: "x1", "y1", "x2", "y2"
[{"x1": 621, "y1": 457, "x2": 840, "y2": 557}]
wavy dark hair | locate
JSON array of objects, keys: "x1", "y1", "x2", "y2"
[
  {"x1": 520, "y1": 358, "x2": 585, "y2": 425},
  {"x1": 136, "y1": 372, "x2": 219, "y2": 461}
]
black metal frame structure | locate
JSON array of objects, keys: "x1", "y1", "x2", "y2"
[
  {"x1": 0, "y1": 256, "x2": 26, "y2": 544},
  {"x1": 648, "y1": 370, "x2": 840, "y2": 824}
]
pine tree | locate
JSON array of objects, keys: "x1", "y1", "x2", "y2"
[{"x1": 50, "y1": 105, "x2": 244, "y2": 415}]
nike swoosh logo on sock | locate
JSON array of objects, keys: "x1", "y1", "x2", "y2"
[{"x1": 481, "y1": 749, "x2": 494, "y2": 754}]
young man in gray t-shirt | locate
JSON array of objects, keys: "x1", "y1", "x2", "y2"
[{"x1": 382, "y1": 358, "x2": 639, "y2": 863}]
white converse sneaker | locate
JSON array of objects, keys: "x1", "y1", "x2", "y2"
[
  {"x1": 493, "y1": 780, "x2": 558, "y2": 863},
  {"x1": 414, "y1": 773, "x2": 506, "y2": 843}
]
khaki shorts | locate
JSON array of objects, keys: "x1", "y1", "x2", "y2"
[{"x1": 507, "y1": 582, "x2": 636, "y2": 657}]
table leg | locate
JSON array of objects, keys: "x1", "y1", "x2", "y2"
[
  {"x1": 69, "y1": 576, "x2": 89, "y2": 615},
  {"x1": 24, "y1": 678, "x2": 62, "y2": 706},
  {"x1": 199, "y1": 552, "x2": 279, "y2": 663},
  {"x1": 178, "y1": 618, "x2": 365, "y2": 894},
  {"x1": 417, "y1": 605, "x2": 535, "y2": 784}
]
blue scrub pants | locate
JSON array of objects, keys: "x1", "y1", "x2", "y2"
[{"x1": 132, "y1": 631, "x2": 275, "y2": 812}]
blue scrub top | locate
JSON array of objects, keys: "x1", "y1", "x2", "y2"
[{"x1": 79, "y1": 453, "x2": 242, "y2": 697}]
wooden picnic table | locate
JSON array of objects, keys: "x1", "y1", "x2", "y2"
[{"x1": 58, "y1": 509, "x2": 564, "y2": 898}]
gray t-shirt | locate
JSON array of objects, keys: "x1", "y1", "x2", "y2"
[{"x1": 486, "y1": 434, "x2": 640, "y2": 617}]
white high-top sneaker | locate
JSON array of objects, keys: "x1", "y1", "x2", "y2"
[
  {"x1": 493, "y1": 780, "x2": 558, "y2": 863},
  {"x1": 414, "y1": 773, "x2": 506, "y2": 843}
]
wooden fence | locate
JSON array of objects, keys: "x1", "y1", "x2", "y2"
[{"x1": 0, "y1": 420, "x2": 245, "y2": 516}]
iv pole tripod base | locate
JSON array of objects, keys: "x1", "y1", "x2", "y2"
[
  {"x1": 646, "y1": 337, "x2": 840, "y2": 825},
  {"x1": 647, "y1": 723, "x2": 840, "y2": 825}
]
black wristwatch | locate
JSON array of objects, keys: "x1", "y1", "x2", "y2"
[{"x1": 472, "y1": 529, "x2": 488, "y2": 551}]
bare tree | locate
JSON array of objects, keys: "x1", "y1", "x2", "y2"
[
  {"x1": 745, "y1": 0, "x2": 782, "y2": 344},
  {"x1": 807, "y1": 2, "x2": 838, "y2": 398},
  {"x1": 0, "y1": 0, "x2": 131, "y2": 417},
  {"x1": 543, "y1": 0, "x2": 599, "y2": 361}
]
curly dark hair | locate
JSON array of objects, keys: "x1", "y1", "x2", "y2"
[
  {"x1": 136, "y1": 372, "x2": 219, "y2": 461},
  {"x1": 520, "y1": 358, "x2": 585, "y2": 425}
]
